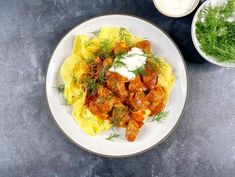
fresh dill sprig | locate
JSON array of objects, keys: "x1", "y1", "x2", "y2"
[
  {"x1": 112, "y1": 53, "x2": 126, "y2": 69},
  {"x1": 90, "y1": 29, "x2": 100, "y2": 36},
  {"x1": 106, "y1": 132, "x2": 119, "y2": 141},
  {"x1": 196, "y1": 0, "x2": 235, "y2": 62},
  {"x1": 84, "y1": 41, "x2": 94, "y2": 48},
  {"x1": 98, "y1": 67, "x2": 106, "y2": 84},
  {"x1": 72, "y1": 75, "x2": 78, "y2": 83},
  {"x1": 54, "y1": 84, "x2": 65, "y2": 94},
  {"x1": 82, "y1": 77, "x2": 98, "y2": 95},
  {"x1": 97, "y1": 39, "x2": 111, "y2": 57},
  {"x1": 146, "y1": 53, "x2": 166, "y2": 71},
  {"x1": 77, "y1": 91, "x2": 84, "y2": 99},
  {"x1": 152, "y1": 111, "x2": 169, "y2": 122},
  {"x1": 118, "y1": 27, "x2": 131, "y2": 44},
  {"x1": 156, "y1": 59, "x2": 167, "y2": 69},
  {"x1": 113, "y1": 60, "x2": 126, "y2": 69},
  {"x1": 63, "y1": 98, "x2": 70, "y2": 106},
  {"x1": 112, "y1": 117, "x2": 123, "y2": 126},
  {"x1": 131, "y1": 66, "x2": 145, "y2": 76}
]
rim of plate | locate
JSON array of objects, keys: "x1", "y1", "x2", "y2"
[
  {"x1": 191, "y1": 0, "x2": 235, "y2": 67},
  {"x1": 152, "y1": 0, "x2": 200, "y2": 18},
  {"x1": 45, "y1": 14, "x2": 189, "y2": 158}
]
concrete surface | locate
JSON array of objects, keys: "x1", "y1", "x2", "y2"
[{"x1": 0, "y1": 0, "x2": 234, "y2": 177}]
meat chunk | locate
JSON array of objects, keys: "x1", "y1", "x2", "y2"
[
  {"x1": 129, "y1": 91, "x2": 150, "y2": 111},
  {"x1": 125, "y1": 119, "x2": 140, "y2": 142},
  {"x1": 87, "y1": 57, "x2": 102, "y2": 76},
  {"x1": 130, "y1": 110, "x2": 146, "y2": 122},
  {"x1": 114, "y1": 42, "x2": 130, "y2": 55},
  {"x1": 129, "y1": 76, "x2": 147, "y2": 92},
  {"x1": 147, "y1": 86, "x2": 166, "y2": 115},
  {"x1": 106, "y1": 72, "x2": 128, "y2": 101},
  {"x1": 137, "y1": 40, "x2": 151, "y2": 53},
  {"x1": 95, "y1": 86, "x2": 116, "y2": 113},
  {"x1": 112, "y1": 104, "x2": 129, "y2": 126},
  {"x1": 88, "y1": 101, "x2": 108, "y2": 119},
  {"x1": 95, "y1": 95, "x2": 115, "y2": 113},
  {"x1": 143, "y1": 67, "x2": 158, "y2": 90},
  {"x1": 103, "y1": 57, "x2": 113, "y2": 68}
]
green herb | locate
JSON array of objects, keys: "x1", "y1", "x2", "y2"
[
  {"x1": 156, "y1": 59, "x2": 167, "y2": 69},
  {"x1": 113, "y1": 106, "x2": 126, "y2": 114},
  {"x1": 125, "y1": 53, "x2": 145, "y2": 58},
  {"x1": 97, "y1": 39, "x2": 111, "y2": 57},
  {"x1": 106, "y1": 132, "x2": 119, "y2": 141},
  {"x1": 112, "y1": 106, "x2": 128, "y2": 126},
  {"x1": 77, "y1": 91, "x2": 84, "y2": 99},
  {"x1": 112, "y1": 53, "x2": 126, "y2": 69},
  {"x1": 82, "y1": 77, "x2": 98, "y2": 95},
  {"x1": 196, "y1": 0, "x2": 235, "y2": 62},
  {"x1": 112, "y1": 117, "x2": 123, "y2": 126},
  {"x1": 113, "y1": 60, "x2": 126, "y2": 69},
  {"x1": 98, "y1": 67, "x2": 106, "y2": 84},
  {"x1": 152, "y1": 111, "x2": 169, "y2": 122},
  {"x1": 63, "y1": 98, "x2": 70, "y2": 106},
  {"x1": 54, "y1": 84, "x2": 65, "y2": 94},
  {"x1": 146, "y1": 54, "x2": 166, "y2": 71},
  {"x1": 131, "y1": 66, "x2": 145, "y2": 76},
  {"x1": 84, "y1": 41, "x2": 94, "y2": 48},
  {"x1": 84, "y1": 58, "x2": 95, "y2": 65},
  {"x1": 72, "y1": 75, "x2": 78, "y2": 83},
  {"x1": 118, "y1": 27, "x2": 131, "y2": 43},
  {"x1": 90, "y1": 29, "x2": 100, "y2": 36}
]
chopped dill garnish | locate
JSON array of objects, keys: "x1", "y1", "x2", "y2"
[
  {"x1": 77, "y1": 91, "x2": 84, "y2": 99},
  {"x1": 97, "y1": 39, "x2": 111, "y2": 57},
  {"x1": 112, "y1": 53, "x2": 126, "y2": 69},
  {"x1": 63, "y1": 98, "x2": 70, "y2": 106},
  {"x1": 156, "y1": 59, "x2": 167, "y2": 69},
  {"x1": 152, "y1": 111, "x2": 169, "y2": 122},
  {"x1": 131, "y1": 66, "x2": 145, "y2": 76},
  {"x1": 72, "y1": 75, "x2": 78, "y2": 83},
  {"x1": 84, "y1": 41, "x2": 94, "y2": 48},
  {"x1": 146, "y1": 53, "x2": 166, "y2": 71},
  {"x1": 90, "y1": 29, "x2": 100, "y2": 36},
  {"x1": 125, "y1": 53, "x2": 146, "y2": 58},
  {"x1": 119, "y1": 27, "x2": 131, "y2": 44},
  {"x1": 81, "y1": 77, "x2": 98, "y2": 95},
  {"x1": 112, "y1": 117, "x2": 123, "y2": 126},
  {"x1": 106, "y1": 132, "x2": 119, "y2": 141},
  {"x1": 196, "y1": 0, "x2": 235, "y2": 62},
  {"x1": 54, "y1": 84, "x2": 65, "y2": 94},
  {"x1": 98, "y1": 67, "x2": 106, "y2": 84},
  {"x1": 113, "y1": 60, "x2": 126, "y2": 69},
  {"x1": 84, "y1": 58, "x2": 95, "y2": 65}
]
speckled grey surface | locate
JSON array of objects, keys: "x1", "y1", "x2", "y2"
[{"x1": 0, "y1": 0, "x2": 235, "y2": 177}]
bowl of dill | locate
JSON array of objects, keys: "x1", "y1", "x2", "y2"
[{"x1": 192, "y1": 0, "x2": 235, "y2": 67}]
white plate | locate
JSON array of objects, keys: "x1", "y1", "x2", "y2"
[
  {"x1": 46, "y1": 15, "x2": 188, "y2": 157},
  {"x1": 191, "y1": 0, "x2": 235, "y2": 67}
]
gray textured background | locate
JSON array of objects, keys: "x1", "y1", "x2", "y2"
[{"x1": 0, "y1": 0, "x2": 235, "y2": 177}]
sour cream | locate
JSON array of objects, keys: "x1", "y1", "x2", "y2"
[
  {"x1": 109, "y1": 47, "x2": 147, "y2": 80},
  {"x1": 153, "y1": 0, "x2": 199, "y2": 17}
]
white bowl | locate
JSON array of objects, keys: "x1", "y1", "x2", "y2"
[
  {"x1": 191, "y1": 0, "x2": 235, "y2": 67},
  {"x1": 46, "y1": 14, "x2": 188, "y2": 157},
  {"x1": 153, "y1": 0, "x2": 200, "y2": 18}
]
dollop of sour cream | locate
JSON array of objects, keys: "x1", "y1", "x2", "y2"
[
  {"x1": 109, "y1": 47, "x2": 147, "y2": 80},
  {"x1": 156, "y1": 0, "x2": 196, "y2": 17}
]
